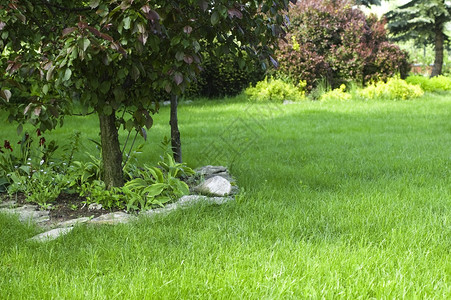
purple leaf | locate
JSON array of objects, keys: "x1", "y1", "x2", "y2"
[
  {"x1": 142, "y1": 7, "x2": 160, "y2": 23},
  {"x1": 0, "y1": 22, "x2": 6, "y2": 30},
  {"x1": 140, "y1": 128, "x2": 148, "y2": 141},
  {"x1": 183, "y1": 55, "x2": 194, "y2": 64},
  {"x1": 138, "y1": 32, "x2": 148, "y2": 45},
  {"x1": 198, "y1": 0, "x2": 208, "y2": 11},
  {"x1": 100, "y1": 33, "x2": 114, "y2": 42},
  {"x1": 183, "y1": 25, "x2": 193, "y2": 34},
  {"x1": 62, "y1": 27, "x2": 77, "y2": 36},
  {"x1": 23, "y1": 103, "x2": 32, "y2": 115},
  {"x1": 33, "y1": 107, "x2": 42, "y2": 117},
  {"x1": 110, "y1": 42, "x2": 127, "y2": 56},
  {"x1": 86, "y1": 26, "x2": 101, "y2": 37},
  {"x1": 228, "y1": 8, "x2": 243, "y2": 19},
  {"x1": 0, "y1": 90, "x2": 11, "y2": 102},
  {"x1": 269, "y1": 56, "x2": 279, "y2": 68},
  {"x1": 174, "y1": 73, "x2": 183, "y2": 86}
]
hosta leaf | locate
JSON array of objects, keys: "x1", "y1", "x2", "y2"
[{"x1": 144, "y1": 183, "x2": 166, "y2": 197}]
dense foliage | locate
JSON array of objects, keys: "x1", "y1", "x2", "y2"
[
  {"x1": 195, "y1": 52, "x2": 265, "y2": 98},
  {"x1": 385, "y1": 0, "x2": 451, "y2": 77},
  {"x1": 245, "y1": 77, "x2": 306, "y2": 102},
  {"x1": 276, "y1": 0, "x2": 410, "y2": 91},
  {"x1": 358, "y1": 77, "x2": 424, "y2": 100},
  {"x1": 0, "y1": 132, "x2": 194, "y2": 210},
  {"x1": 0, "y1": 0, "x2": 296, "y2": 188},
  {"x1": 406, "y1": 75, "x2": 451, "y2": 91}
]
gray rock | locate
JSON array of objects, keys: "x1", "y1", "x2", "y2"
[
  {"x1": 28, "y1": 227, "x2": 74, "y2": 242},
  {"x1": 88, "y1": 203, "x2": 103, "y2": 211},
  {"x1": 1, "y1": 205, "x2": 49, "y2": 222},
  {"x1": 57, "y1": 217, "x2": 91, "y2": 228},
  {"x1": 195, "y1": 165, "x2": 228, "y2": 176},
  {"x1": 141, "y1": 195, "x2": 233, "y2": 217},
  {"x1": 162, "y1": 100, "x2": 171, "y2": 106},
  {"x1": 89, "y1": 212, "x2": 133, "y2": 225},
  {"x1": 195, "y1": 176, "x2": 232, "y2": 196}
]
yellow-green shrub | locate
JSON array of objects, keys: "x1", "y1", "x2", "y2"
[
  {"x1": 406, "y1": 75, "x2": 451, "y2": 92},
  {"x1": 358, "y1": 78, "x2": 424, "y2": 100},
  {"x1": 245, "y1": 78, "x2": 306, "y2": 102},
  {"x1": 320, "y1": 84, "x2": 352, "y2": 102}
]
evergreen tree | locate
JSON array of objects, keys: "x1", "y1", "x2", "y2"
[{"x1": 385, "y1": 0, "x2": 451, "y2": 76}]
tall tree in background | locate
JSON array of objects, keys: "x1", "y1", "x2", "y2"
[
  {"x1": 385, "y1": 0, "x2": 451, "y2": 77},
  {"x1": 0, "y1": 0, "x2": 295, "y2": 188}
]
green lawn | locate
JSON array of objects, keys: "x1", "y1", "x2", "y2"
[{"x1": 1, "y1": 94, "x2": 451, "y2": 298}]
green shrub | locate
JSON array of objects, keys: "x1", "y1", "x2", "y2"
[
  {"x1": 245, "y1": 78, "x2": 307, "y2": 102},
  {"x1": 359, "y1": 78, "x2": 424, "y2": 100},
  {"x1": 320, "y1": 84, "x2": 352, "y2": 102},
  {"x1": 406, "y1": 75, "x2": 451, "y2": 92}
]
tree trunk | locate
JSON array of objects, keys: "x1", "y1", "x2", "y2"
[
  {"x1": 99, "y1": 111, "x2": 124, "y2": 188},
  {"x1": 170, "y1": 94, "x2": 182, "y2": 163},
  {"x1": 431, "y1": 23, "x2": 444, "y2": 77}
]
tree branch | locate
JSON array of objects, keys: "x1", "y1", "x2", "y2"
[{"x1": 39, "y1": 0, "x2": 91, "y2": 13}]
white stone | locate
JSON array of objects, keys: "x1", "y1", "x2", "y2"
[
  {"x1": 195, "y1": 176, "x2": 232, "y2": 196},
  {"x1": 140, "y1": 195, "x2": 233, "y2": 217},
  {"x1": 1, "y1": 205, "x2": 49, "y2": 222},
  {"x1": 28, "y1": 227, "x2": 74, "y2": 242},
  {"x1": 89, "y1": 212, "x2": 133, "y2": 225},
  {"x1": 88, "y1": 203, "x2": 103, "y2": 211}
]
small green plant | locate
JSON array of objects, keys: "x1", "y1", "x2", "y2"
[
  {"x1": 79, "y1": 180, "x2": 126, "y2": 209},
  {"x1": 245, "y1": 77, "x2": 306, "y2": 102},
  {"x1": 320, "y1": 84, "x2": 352, "y2": 102},
  {"x1": 358, "y1": 77, "x2": 424, "y2": 100},
  {"x1": 123, "y1": 154, "x2": 193, "y2": 211}
]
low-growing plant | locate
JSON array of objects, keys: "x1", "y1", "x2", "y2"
[
  {"x1": 1, "y1": 131, "x2": 195, "y2": 212},
  {"x1": 406, "y1": 75, "x2": 451, "y2": 92},
  {"x1": 7, "y1": 165, "x2": 69, "y2": 208},
  {"x1": 320, "y1": 84, "x2": 352, "y2": 102},
  {"x1": 123, "y1": 153, "x2": 193, "y2": 211},
  {"x1": 79, "y1": 180, "x2": 126, "y2": 209},
  {"x1": 0, "y1": 131, "x2": 70, "y2": 208},
  {"x1": 358, "y1": 77, "x2": 424, "y2": 100},
  {"x1": 76, "y1": 141, "x2": 194, "y2": 211},
  {"x1": 245, "y1": 77, "x2": 307, "y2": 102}
]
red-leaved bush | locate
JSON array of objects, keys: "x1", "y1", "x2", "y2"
[{"x1": 276, "y1": 0, "x2": 410, "y2": 91}]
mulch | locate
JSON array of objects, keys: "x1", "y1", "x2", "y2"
[{"x1": 1, "y1": 193, "x2": 124, "y2": 223}]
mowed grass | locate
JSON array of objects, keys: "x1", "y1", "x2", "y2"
[{"x1": 1, "y1": 94, "x2": 451, "y2": 298}]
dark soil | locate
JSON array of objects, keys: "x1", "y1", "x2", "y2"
[{"x1": 1, "y1": 193, "x2": 123, "y2": 223}]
